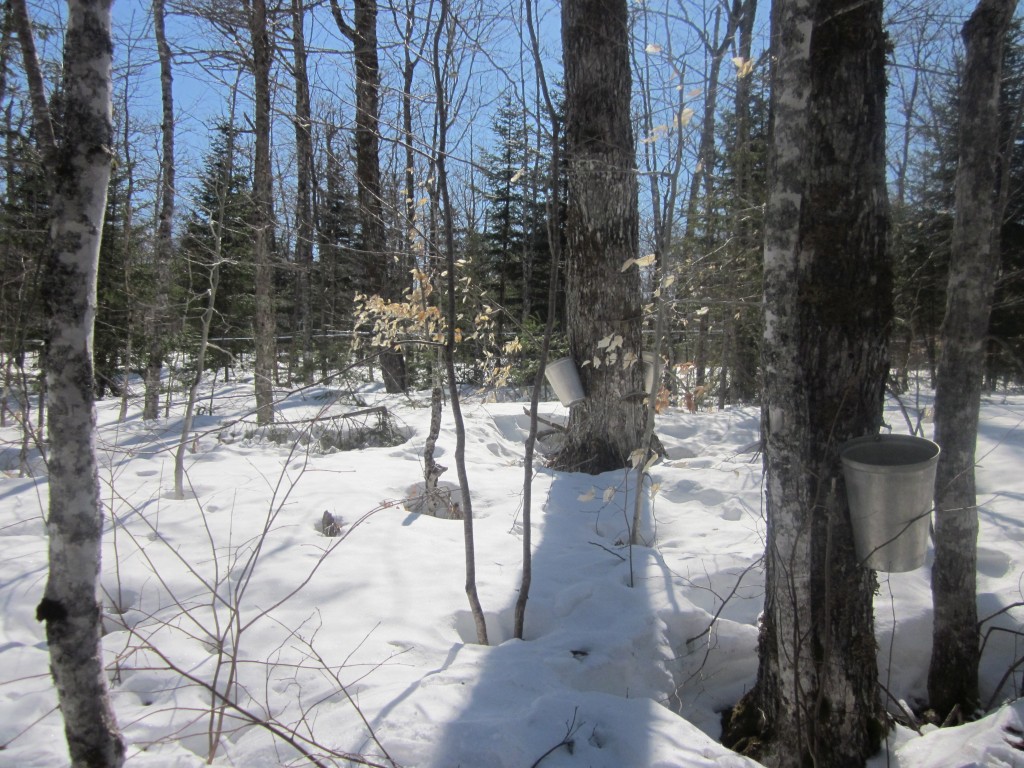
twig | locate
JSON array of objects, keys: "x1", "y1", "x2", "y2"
[
  {"x1": 589, "y1": 540, "x2": 627, "y2": 561},
  {"x1": 529, "y1": 708, "x2": 584, "y2": 768},
  {"x1": 685, "y1": 558, "x2": 762, "y2": 644}
]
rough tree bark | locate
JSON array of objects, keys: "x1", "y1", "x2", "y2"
[
  {"x1": 26, "y1": 0, "x2": 126, "y2": 763},
  {"x1": 928, "y1": 0, "x2": 1017, "y2": 720},
  {"x1": 553, "y1": 0, "x2": 644, "y2": 473},
  {"x1": 143, "y1": 0, "x2": 175, "y2": 421},
  {"x1": 723, "y1": 0, "x2": 891, "y2": 764},
  {"x1": 291, "y1": 0, "x2": 315, "y2": 380},
  {"x1": 331, "y1": 0, "x2": 407, "y2": 392},
  {"x1": 249, "y1": 0, "x2": 277, "y2": 425}
]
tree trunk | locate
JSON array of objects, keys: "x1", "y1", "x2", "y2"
[
  {"x1": 554, "y1": 0, "x2": 644, "y2": 473},
  {"x1": 144, "y1": 0, "x2": 175, "y2": 421},
  {"x1": 332, "y1": 0, "x2": 407, "y2": 392},
  {"x1": 432, "y1": 0, "x2": 487, "y2": 644},
  {"x1": 928, "y1": 0, "x2": 1017, "y2": 720},
  {"x1": 249, "y1": 0, "x2": 276, "y2": 424},
  {"x1": 291, "y1": 0, "x2": 314, "y2": 381},
  {"x1": 34, "y1": 0, "x2": 125, "y2": 763},
  {"x1": 724, "y1": 0, "x2": 891, "y2": 764}
]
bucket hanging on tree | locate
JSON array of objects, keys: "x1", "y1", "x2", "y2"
[
  {"x1": 544, "y1": 357, "x2": 585, "y2": 407},
  {"x1": 840, "y1": 434, "x2": 941, "y2": 572}
]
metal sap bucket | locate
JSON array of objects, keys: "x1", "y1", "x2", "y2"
[
  {"x1": 544, "y1": 357, "x2": 585, "y2": 407},
  {"x1": 643, "y1": 352, "x2": 657, "y2": 394},
  {"x1": 840, "y1": 434, "x2": 940, "y2": 572}
]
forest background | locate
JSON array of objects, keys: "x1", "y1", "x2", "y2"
[{"x1": 3, "y1": 0, "x2": 1019, "y2": 402}]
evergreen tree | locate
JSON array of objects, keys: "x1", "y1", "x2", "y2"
[
  {"x1": 988, "y1": 20, "x2": 1024, "y2": 386},
  {"x1": 179, "y1": 124, "x2": 256, "y2": 375},
  {"x1": 480, "y1": 93, "x2": 562, "y2": 351},
  {"x1": 94, "y1": 154, "x2": 146, "y2": 398},
  {"x1": 0, "y1": 130, "x2": 48, "y2": 369},
  {"x1": 314, "y1": 123, "x2": 361, "y2": 337},
  {"x1": 711, "y1": 64, "x2": 769, "y2": 405}
]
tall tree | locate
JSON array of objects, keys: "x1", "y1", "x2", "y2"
[
  {"x1": 180, "y1": 123, "x2": 257, "y2": 375},
  {"x1": 682, "y1": 0, "x2": 743, "y2": 391},
  {"x1": 554, "y1": 0, "x2": 645, "y2": 473},
  {"x1": 290, "y1": 0, "x2": 315, "y2": 380},
  {"x1": 248, "y1": 0, "x2": 277, "y2": 424},
  {"x1": 431, "y1": 0, "x2": 487, "y2": 645},
  {"x1": 481, "y1": 94, "x2": 552, "y2": 337},
  {"x1": 13, "y1": 0, "x2": 126, "y2": 762},
  {"x1": 143, "y1": 0, "x2": 175, "y2": 420},
  {"x1": 332, "y1": 0, "x2": 407, "y2": 392},
  {"x1": 928, "y1": 0, "x2": 1017, "y2": 720},
  {"x1": 724, "y1": 0, "x2": 891, "y2": 763},
  {"x1": 315, "y1": 119, "x2": 361, "y2": 338}
]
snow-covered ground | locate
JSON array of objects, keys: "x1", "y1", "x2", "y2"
[{"x1": 1, "y1": 375, "x2": 1022, "y2": 767}]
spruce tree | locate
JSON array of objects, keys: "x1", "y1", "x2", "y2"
[{"x1": 179, "y1": 124, "x2": 257, "y2": 377}]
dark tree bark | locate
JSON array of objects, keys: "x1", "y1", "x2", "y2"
[
  {"x1": 144, "y1": 0, "x2": 175, "y2": 421},
  {"x1": 554, "y1": 0, "x2": 644, "y2": 473},
  {"x1": 25, "y1": 0, "x2": 126, "y2": 763},
  {"x1": 249, "y1": 0, "x2": 277, "y2": 424},
  {"x1": 331, "y1": 0, "x2": 407, "y2": 392},
  {"x1": 723, "y1": 0, "x2": 891, "y2": 764},
  {"x1": 928, "y1": 0, "x2": 1017, "y2": 720},
  {"x1": 291, "y1": 0, "x2": 315, "y2": 379}
]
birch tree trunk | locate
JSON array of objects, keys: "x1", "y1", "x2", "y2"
[
  {"x1": 928, "y1": 0, "x2": 1017, "y2": 720},
  {"x1": 249, "y1": 0, "x2": 277, "y2": 425},
  {"x1": 554, "y1": 0, "x2": 644, "y2": 473},
  {"x1": 34, "y1": 0, "x2": 125, "y2": 763},
  {"x1": 724, "y1": 0, "x2": 890, "y2": 763}
]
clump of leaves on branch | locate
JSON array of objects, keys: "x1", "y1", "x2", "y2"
[{"x1": 352, "y1": 270, "x2": 523, "y2": 390}]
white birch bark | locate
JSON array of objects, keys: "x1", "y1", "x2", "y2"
[{"x1": 35, "y1": 0, "x2": 124, "y2": 764}]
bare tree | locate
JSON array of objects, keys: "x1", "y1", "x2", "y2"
[
  {"x1": 13, "y1": 0, "x2": 126, "y2": 762},
  {"x1": 290, "y1": 0, "x2": 315, "y2": 379},
  {"x1": 249, "y1": 0, "x2": 277, "y2": 424},
  {"x1": 514, "y1": 0, "x2": 562, "y2": 640},
  {"x1": 332, "y1": 0, "x2": 407, "y2": 392},
  {"x1": 431, "y1": 0, "x2": 487, "y2": 645},
  {"x1": 144, "y1": 0, "x2": 175, "y2": 421},
  {"x1": 553, "y1": 0, "x2": 645, "y2": 473},
  {"x1": 723, "y1": 0, "x2": 890, "y2": 763},
  {"x1": 928, "y1": 0, "x2": 1017, "y2": 720},
  {"x1": 680, "y1": 0, "x2": 743, "y2": 391}
]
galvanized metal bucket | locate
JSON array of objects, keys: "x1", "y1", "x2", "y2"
[
  {"x1": 643, "y1": 352, "x2": 657, "y2": 394},
  {"x1": 840, "y1": 434, "x2": 941, "y2": 572},
  {"x1": 544, "y1": 357, "x2": 585, "y2": 407}
]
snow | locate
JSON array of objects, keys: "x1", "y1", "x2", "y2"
[{"x1": 1, "y1": 376, "x2": 1023, "y2": 767}]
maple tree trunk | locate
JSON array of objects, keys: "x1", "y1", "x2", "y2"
[
  {"x1": 724, "y1": 0, "x2": 890, "y2": 764},
  {"x1": 554, "y1": 0, "x2": 644, "y2": 473},
  {"x1": 928, "y1": 0, "x2": 1017, "y2": 720},
  {"x1": 250, "y1": 0, "x2": 276, "y2": 424},
  {"x1": 291, "y1": 0, "x2": 315, "y2": 379}
]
